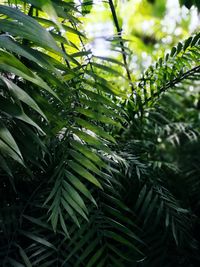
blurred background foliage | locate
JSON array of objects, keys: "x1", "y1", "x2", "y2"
[{"x1": 84, "y1": 0, "x2": 199, "y2": 74}]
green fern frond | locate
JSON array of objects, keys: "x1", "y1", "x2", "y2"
[{"x1": 137, "y1": 32, "x2": 200, "y2": 110}]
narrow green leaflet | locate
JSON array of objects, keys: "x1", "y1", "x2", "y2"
[
  {"x1": 82, "y1": 0, "x2": 93, "y2": 15},
  {"x1": 75, "y1": 107, "x2": 121, "y2": 127},
  {"x1": 107, "y1": 218, "x2": 143, "y2": 244},
  {"x1": 75, "y1": 118, "x2": 116, "y2": 143},
  {"x1": 65, "y1": 170, "x2": 97, "y2": 206},
  {"x1": 20, "y1": 231, "x2": 56, "y2": 250},
  {"x1": 80, "y1": 88, "x2": 122, "y2": 111},
  {"x1": 74, "y1": 239, "x2": 100, "y2": 267},
  {"x1": 62, "y1": 188, "x2": 88, "y2": 220},
  {"x1": 59, "y1": 209, "x2": 70, "y2": 237},
  {"x1": 72, "y1": 129, "x2": 111, "y2": 152},
  {"x1": 0, "y1": 139, "x2": 24, "y2": 166},
  {"x1": 0, "y1": 51, "x2": 59, "y2": 99},
  {"x1": 1, "y1": 76, "x2": 47, "y2": 119},
  {"x1": 62, "y1": 179, "x2": 88, "y2": 213},
  {"x1": 64, "y1": 228, "x2": 96, "y2": 263},
  {"x1": 61, "y1": 197, "x2": 80, "y2": 227},
  {"x1": 23, "y1": 215, "x2": 52, "y2": 230},
  {"x1": 0, "y1": 96, "x2": 44, "y2": 134},
  {"x1": 93, "y1": 55, "x2": 125, "y2": 66},
  {"x1": 0, "y1": 36, "x2": 62, "y2": 76},
  {"x1": 91, "y1": 62, "x2": 125, "y2": 78},
  {"x1": 70, "y1": 140, "x2": 107, "y2": 168},
  {"x1": 79, "y1": 97, "x2": 124, "y2": 122},
  {"x1": 86, "y1": 246, "x2": 105, "y2": 267},
  {"x1": 68, "y1": 161, "x2": 103, "y2": 189},
  {"x1": 0, "y1": 5, "x2": 62, "y2": 54},
  {"x1": 27, "y1": 0, "x2": 63, "y2": 31},
  {"x1": 0, "y1": 121, "x2": 23, "y2": 159},
  {"x1": 69, "y1": 149, "x2": 102, "y2": 176},
  {"x1": 18, "y1": 245, "x2": 32, "y2": 267},
  {"x1": 0, "y1": 154, "x2": 13, "y2": 176},
  {"x1": 0, "y1": 50, "x2": 34, "y2": 77},
  {"x1": 103, "y1": 230, "x2": 142, "y2": 255}
]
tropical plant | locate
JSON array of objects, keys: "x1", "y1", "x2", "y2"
[{"x1": 0, "y1": 0, "x2": 199, "y2": 266}]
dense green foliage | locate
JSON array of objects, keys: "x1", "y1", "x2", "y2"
[{"x1": 0, "y1": 0, "x2": 199, "y2": 266}]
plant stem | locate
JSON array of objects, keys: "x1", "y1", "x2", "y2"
[{"x1": 108, "y1": 0, "x2": 135, "y2": 95}]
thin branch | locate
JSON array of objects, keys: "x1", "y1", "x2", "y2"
[
  {"x1": 144, "y1": 65, "x2": 200, "y2": 106},
  {"x1": 61, "y1": 42, "x2": 71, "y2": 69},
  {"x1": 60, "y1": 20, "x2": 71, "y2": 69},
  {"x1": 108, "y1": 0, "x2": 135, "y2": 95}
]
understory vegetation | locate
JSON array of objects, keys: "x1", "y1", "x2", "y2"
[{"x1": 0, "y1": 0, "x2": 200, "y2": 266}]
